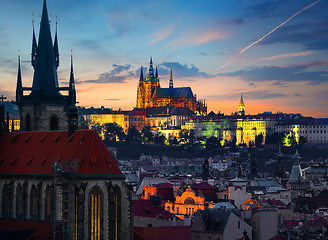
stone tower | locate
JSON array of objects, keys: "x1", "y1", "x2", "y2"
[
  {"x1": 15, "y1": 0, "x2": 78, "y2": 133},
  {"x1": 136, "y1": 57, "x2": 160, "y2": 109},
  {"x1": 239, "y1": 94, "x2": 245, "y2": 116}
]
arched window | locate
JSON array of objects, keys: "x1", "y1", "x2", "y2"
[
  {"x1": 26, "y1": 113, "x2": 31, "y2": 131},
  {"x1": 50, "y1": 115, "x2": 59, "y2": 131},
  {"x1": 44, "y1": 185, "x2": 52, "y2": 220},
  {"x1": 89, "y1": 186, "x2": 103, "y2": 240},
  {"x1": 30, "y1": 185, "x2": 38, "y2": 219},
  {"x1": 184, "y1": 197, "x2": 195, "y2": 205},
  {"x1": 16, "y1": 183, "x2": 25, "y2": 219},
  {"x1": 2, "y1": 183, "x2": 12, "y2": 218},
  {"x1": 113, "y1": 185, "x2": 121, "y2": 240}
]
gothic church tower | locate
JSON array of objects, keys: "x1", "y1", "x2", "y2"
[
  {"x1": 136, "y1": 57, "x2": 160, "y2": 109},
  {"x1": 16, "y1": 0, "x2": 78, "y2": 133},
  {"x1": 239, "y1": 94, "x2": 245, "y2": 116}
]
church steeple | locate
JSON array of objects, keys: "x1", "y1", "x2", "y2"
[
  {"x1": 16, "y1": 56, "x2": 23, "y2": 102},
  {"x1": 69, "y1": 54, "x2": 76, "y2": 104},
  {"x1": 169, "y1": 68, "x2": 173, "y2": 89},
  {"x1": 54, "y1": 20, "x2": 59, "y2": 68},
  {"x1": 31, "y1": 20, "x2": 38, "y2": 69},
  {"x1": 31, "y1": 0, "x2": 60, "y2": 97},
  {"x1": 239, "y1": 94, "x2": 245, "y2": 116},
  {"x1": 139, "y1": 67, "x2": 144, "y2": 81},
  {"x1": 155, "y1": 66, "x2": 159, "y2": 81}
]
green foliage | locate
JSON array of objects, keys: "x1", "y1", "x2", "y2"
[
  {"x1": 103, "y1": 122, "x2": 126, "y2": 142},
  {"x1": 154, "y1": 134, "x2": 166, "y2": 145},
  {"x1": 141, "y1": 126, "x2": 154, "y2": 144},
  {"x1": 179, "y1": 129, "x2": 196, "y2": 145},
  {"x1": 127, "y1": 126, "x2": 141, "y2": 143},
  {"x1": 205, "y1": 136, "x2": 220, "y2": 149},
  {"x1": 255, "y1": 133, "x2": 264, "y2": 147}
]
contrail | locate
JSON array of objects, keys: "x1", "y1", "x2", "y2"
[{"x1": 219, "y1": 0, "x2": 322, "y2": 69}]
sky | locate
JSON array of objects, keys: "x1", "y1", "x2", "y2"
[{"x1": 0, "y1": 0, "x2": 327, "y2": 117}]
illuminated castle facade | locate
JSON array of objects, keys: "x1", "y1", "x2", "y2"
[{"x1": 136, "y1": 58, "x2": 207, "y2": 115}]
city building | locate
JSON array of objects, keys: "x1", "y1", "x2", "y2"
[
  {"x1": 136, "y1": 58, "x2": 207, "y2": 115},
  {"x1": 15, "y1": 0, "x2": 77, "y2": 134}
]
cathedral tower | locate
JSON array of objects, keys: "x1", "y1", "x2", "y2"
[
  {"x1": 239, "y1": 94, "x2": 245, "y2": 116},
  {"x1": 15, "y1": 0, "x2": 78, "y2": 132}
]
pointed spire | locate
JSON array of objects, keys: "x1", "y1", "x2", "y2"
[
  {"x1": 16, "y1": 55, "x2": 23, "y2": 102},
  {"x1": 155, "y1": 66, "x2": 159, "y2": 80},
  {"x1": 139, "y1": 67, "x2": 144, "y2": 81},
  {"x1": 148, "y1": 56, "x2": 154, "y2": 76},
  {"x1": 31, "y1": 16, "x2": 38, "y2": 68},
  {"x1": 69, "y1": 53, "x2": 76, "y2": 103},
  {"x1": 32, "y1": 0, "x2": 60, "y2": 97},
  {"x1": 240, "y1": 94, "x2": 244, "y2": 106},
  {"x1": 54, "y1": 16, "x2": 59, "y2": 68},
  {"x1": 169, "y1": 68, "x2": 173, "y2": 89}
]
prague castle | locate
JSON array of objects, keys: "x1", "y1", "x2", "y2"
[{"x1": 136, "y1": 57, "x2": 207, "y2": 115}]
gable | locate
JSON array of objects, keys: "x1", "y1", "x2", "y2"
[{"x1": 0, "y1": 130, "x2": 123, "y2": 176}]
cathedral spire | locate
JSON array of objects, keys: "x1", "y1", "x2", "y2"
[
  {"x1": 139, "y1": 67, "x2": 144, "y2": 81},
  {"x1": 169, "y1": 68, "x2": 173, "y2": 89},
  {"x1": 155, "y1": 66, "x2": 159, "y2": 80},
  {"x1": 16, "y1": 55, "x2": 23, "y2": 102},
  {"x1": 31, "y1": 0, "x2": 60, "y2": 97},
  {"x1": 31, "y1": 18, "x2": 38, "y2": 69},
  {"x1": 54, "y1": 17, "x2": 59, "y2": 68},
  {"x1": 69, "y1": 53, "x2": 76, "y2": 104},
  {"x1": 148, "y1": 56, "x2": 154, "y2": 76}
]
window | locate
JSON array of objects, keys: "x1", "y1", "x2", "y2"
[
  {"x1": 50, "y1": 115, "x2": 59, "y2": 130},
  {"x1": 89, "y1": 186, "x2": 103, "y2": 240},
  {"x1": 44, "y1": 185, "x2": 52, "y2": 220},
  {"x1": 30, "y1": 185, "x2": 38, "y2": 219},
  {"x1": 16, "y1": 184, "x2": 25, "y2": 219}
]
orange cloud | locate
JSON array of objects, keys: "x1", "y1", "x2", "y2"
[
  {"x1": 148, "y1": 26, "x2": 174, "y2": 44},
  {"x1": 168, "y1": 30, "x2": 228, "y2": 49},
  {"x1": 261, "y1": 50, "x2": 318, "y2": 61}
]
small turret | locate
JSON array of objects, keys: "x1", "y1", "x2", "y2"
[
  {"x1": 155, "y1": 66, "x2": 159, "y2": 81},
  {"x1": 139, "y1": 67, "x2": 144, "y2": 82},
  {"x1": 148, "y1": 56, "x2": 154, "y2": 78}
]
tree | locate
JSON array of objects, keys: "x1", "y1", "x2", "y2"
[
  {"x1": 255, "y1": 133, "x2": 264, "y2": 147},
  {"x1": 154, "y1": 134, "x2": 166, "y2": 145},
  {"x1": 169, "y1": 136, "x2": 179, "y2": 145},
  {"x1": 248, "y1": 140, "x2": 254, "y2": 148},
  {"x1": 103, "y1": 123, "x2": 126, "y2": 142},
  {"x1": 141, "y1": 126, "x2": 153, "y2": 144},
  {"x1": 205, "y1": 136, "x2": 220, "y2": 149},
  {"x1": 299, "y1": 136, "x2": 307, "y2": 146},
  {"x1": 179, "y1": 129, "x2": 196, "y2": 145},
  {"x1": 127, "y1": 126, "x2": 141, "y2": 143}
]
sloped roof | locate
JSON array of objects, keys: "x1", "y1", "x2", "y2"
[
  {"x1": 155, "y1": 87, "x2": 194, "y2": 99},
  {"x1": 133, "y1": 200, "x2": 173, "y2": 220},
  {"x1": 0, "y1": 130, "x2": 123, "y2": 176},
  {"x1": 191, "y1": 182, "x2": 218, "y2": 190},
  {"x1": 200, "y1": 209, "x2": 231, "y2": 232},
  {"x1": 134, "y1": 226, "x2": 191, "y2": 240}
]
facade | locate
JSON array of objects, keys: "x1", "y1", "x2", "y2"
[
  {"x1": 15, "y1": 0, "x2": 77, "y2": 134},
  {"x1": 136, "y1": 58, "x2": 207, "y2": 115},
  {"x1": 275, "y1": 118, "x2": 328, "y2": 144},
  {"x1": 191, "y1": 208, "x2": 252, "y2": 240},
  {"x1": 0, "y1": 130, "x2": 133, "y2": 240},
  {"x1": 164, "y1": 186, "x2": 215, "y2": 220}
]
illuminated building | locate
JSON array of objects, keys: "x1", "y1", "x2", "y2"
[
  {"x1": 275, "y1": 118, "x2": 328, "y2": 144},
  {"x1": 81, "y1": 107, "x2": 130, "y2": 134},
  {"x1": 128, "y1": 109, "x2": 146, "y2": 131},
  {"x1": 164, "y1": 186, "x2": 215, "y2": 220},
  {"x1": 183, "y1": 97, "x2": 284, "y2": 146},
  {"x1": 136, "y1": 58, "x2": 207, "y2": 115},
  {"x1": 0, "y1": 1, "x2": 133, "y2": 239}
]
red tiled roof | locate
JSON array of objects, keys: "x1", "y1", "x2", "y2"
[
  {"x1": 0, "y1": 130, "x2": 123, "y2": 176},
  {"x1": 129, "y1": 110, "x2": 147, "y2": 116},
  {"x1": 134, "y1": 226, "x2": 191, "y2": 240},
  {"x1": 133, "y1": 200, "x2": 172, "y2": 220},
  {"x1": 0, "y1": 219, "x2": 54, "y2": 240},
  {"x1": 156, "y1": 183, "x2": 174, "y2": 189},
  {"x1": 267, "y1": 200, "x2": 287, "y2": 208},
  {"x1": 190, "y1": 182, "x2": 218, "y2": 190}
]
